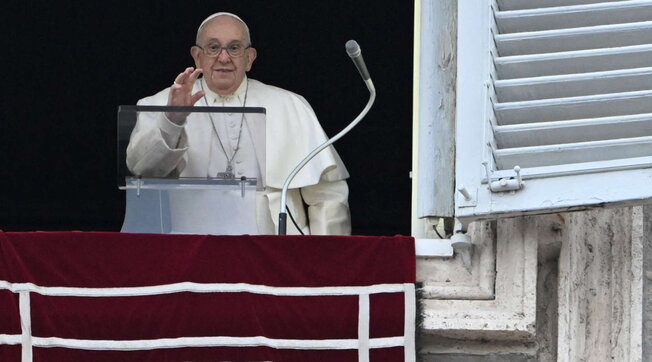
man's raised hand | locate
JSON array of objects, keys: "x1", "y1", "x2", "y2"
[{"x1": 166, "y1": 67, "x2": 205, "y2": 124}]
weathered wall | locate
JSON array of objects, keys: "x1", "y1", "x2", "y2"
[
  {"x1": 557, "y1": 207, "x2": 642, "y2": 361},
  {"x1": 637, "y1": 205, "x2": 649, "y2": 360},
  {"x1": 418, "y1": 206, "x2": 645, "y2": 361}
]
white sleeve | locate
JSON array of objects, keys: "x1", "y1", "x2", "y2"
[
  {"x1": 125, "y1": 106, "x2": 188, "y2": 177},
  {"x1": 158, "y1": 114, "x2": 186, "y2": 149},
  {"x1": 300, "y1": 179, "x2": 352, "y2": 235}
]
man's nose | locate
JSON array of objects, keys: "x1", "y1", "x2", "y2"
[{"x1": 217, "y1": 49, "x2": 231, "y2": 62}]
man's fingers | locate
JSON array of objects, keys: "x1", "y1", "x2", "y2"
[
  {"x1": 182, "y1": 68, "x2": 203, "y2": 91},
  {"x1": 188, "y1": 68, "x2": 203, "y2": 84},
  {"x1": 173, "y1": 69, "x2": 187, "y2": 85},
  {"x1": 190, "y1": 91, "x2": 206, "y2": 105},
  {"x1": 169, "y1": 67, "x2": 204, "y2": 107},
  {"x1": 173, "y1": 67, "x2": 195, "y2": 86}
]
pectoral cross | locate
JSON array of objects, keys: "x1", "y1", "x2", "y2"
[{"x1": 217, "y1": 163, "x2": 235, "y2": 179}]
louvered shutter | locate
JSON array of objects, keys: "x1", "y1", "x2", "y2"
[{"x1": 455, "y1": 0, "x2": 652, "y2": 224}]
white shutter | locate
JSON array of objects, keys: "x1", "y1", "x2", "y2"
[{"x1": 455, "y1": 0, "x2": 652, "y2": 224}]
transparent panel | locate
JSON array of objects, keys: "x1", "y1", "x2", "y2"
[
  {"x1": 121, "y1": 177, "x2": 259, "y2": 235},
  {"x1": 117, "y1": 105, "x2": 267, "y2": 235},
  {"x1": 117, "y1": 105, "x2": 266, "y2": 187}
]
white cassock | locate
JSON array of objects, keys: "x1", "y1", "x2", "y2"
[{"x1": 126, "y1": 77, "x2": 351, "y2": 235}]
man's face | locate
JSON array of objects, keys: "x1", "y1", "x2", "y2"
[{"x1": 191, "y1": 16, "x2": 257, "y2": 95}]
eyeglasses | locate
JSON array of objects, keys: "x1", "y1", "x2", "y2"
[{"x1": 195, "y1": 43, "x2": 251, "y2": 58}]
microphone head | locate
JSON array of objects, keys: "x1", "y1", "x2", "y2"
[{"x1": 345, "y1": 40, "x2": 361, "y2": 58}]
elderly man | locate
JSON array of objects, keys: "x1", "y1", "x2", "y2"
[{"x1": 126, "y1": 12, "x2": 351, "y2": 235}]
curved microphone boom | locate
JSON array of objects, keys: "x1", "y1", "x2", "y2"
[{"x1": 278, "y1": 40, "x2": 376, "y2": 235}]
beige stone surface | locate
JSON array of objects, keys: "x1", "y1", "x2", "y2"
[
  {"x1": 420, "y1": 216, "x2": 537, "y2": 341},
  {"x1": 419, "y1": 207, "x2": 644, "y2": 361}
]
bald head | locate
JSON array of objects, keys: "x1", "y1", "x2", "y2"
[{"x1": 196, "y1": 12, "x2": 251, "y2": 46}]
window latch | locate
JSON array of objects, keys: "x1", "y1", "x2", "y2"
[{"x1": 482, "y1": 162, "x2": 524, "y2": 193}]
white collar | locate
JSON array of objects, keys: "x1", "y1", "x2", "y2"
[{"x1": 200, "y1": 76, "x2": 248, "y2": 105}]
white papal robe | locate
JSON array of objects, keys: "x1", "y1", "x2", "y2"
[{"x1": 126, "y1": 77, "x2": 351, "y2": 235}]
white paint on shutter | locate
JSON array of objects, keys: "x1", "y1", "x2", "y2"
[{"x1": 455, "y1": 0, "x2": 652, "y2": 223}]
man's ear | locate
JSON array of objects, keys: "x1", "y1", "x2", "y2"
[
  {"x1": 245, "y1": 47, "x2": 257, "y2": 72},
  {"x1": 190, "y1": 46, "x2": 202, "y2": 69}
]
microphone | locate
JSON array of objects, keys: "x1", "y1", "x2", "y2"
[
  {"x1": 278, "y1": 40, "x2": 376, "y2": 235},
  {"x1": 345, "y1": 40, "x2": 371, "y2": 81}
]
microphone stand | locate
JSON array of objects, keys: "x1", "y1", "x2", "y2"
[{"x1": 278, "y1": 73, "x2": 376, "y2": 235}]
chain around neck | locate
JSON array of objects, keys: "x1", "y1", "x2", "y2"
[{"x1": 200, "y1": 78, "x2": 249, "y2": 177}]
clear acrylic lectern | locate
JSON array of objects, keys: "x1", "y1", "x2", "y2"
[{"x1": 117, "y1": 105, "x2": 266, "y2": 235}]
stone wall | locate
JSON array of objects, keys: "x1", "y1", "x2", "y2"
[{"x1": 418, "y1": 206, "x2": 646, "y2": 361}]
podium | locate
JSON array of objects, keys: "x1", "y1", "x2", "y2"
[
  {"x1": 117, "y1": 105, "x2": 266, "y2": 235},
  {"x1": 120, "y1": 177, "x2": 259, "y2": 234}
]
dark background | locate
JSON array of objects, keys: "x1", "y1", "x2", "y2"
[{"x1": 0, "y1": 1, "x2": 414, "y2": 236}]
